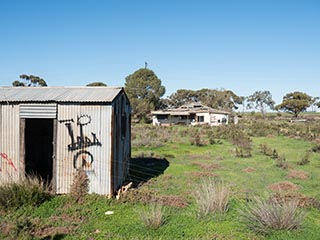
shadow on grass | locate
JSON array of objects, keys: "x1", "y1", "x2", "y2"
[
  {"x1": 41, "y1": 234, "x2": 67, "y2": 240},
  {"x1": 128, "y1": 157, "x2": 169, "y2": 187}
]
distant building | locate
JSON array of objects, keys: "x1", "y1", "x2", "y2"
[
  {"x1": 0, "y1": 87, "x2": 131, "y2": 196},
  {"x1": 151, "y1": 103, "x2": 230, "y2": 126}
]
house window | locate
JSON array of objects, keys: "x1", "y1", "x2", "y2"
[{"x1": 197, "y1": 116, "x2": 204, "y2": 122}]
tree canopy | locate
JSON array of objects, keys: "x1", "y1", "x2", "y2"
[
  {"x1": 275, "y1": 91, "x2": 313, "y2": 117},
  {"x1": 164, "y1": 88, "x2": 243, "y2": 111},
  {"x1": 125, "y1": 68, "x2": 165, "y2": 122},
  {"x1": 12, "y1": 74, "x2": 47, "y2": 87},
  {"x1": 86, "y1": 82, "x2": 107, "y2": 86},
  {"x1": 247, "y1": 90, "x2": 275, "y2": 116}
]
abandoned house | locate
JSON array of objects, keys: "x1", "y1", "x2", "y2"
[
  {"x1": 0, "y1": 86, "x2": 131, "y2": 195},
  {"x1": 151, "y1": 103, "x2": 230, "y2": 126}
]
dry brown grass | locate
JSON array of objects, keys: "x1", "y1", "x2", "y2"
[
  {"x1": 189, "y1": 171, "x2": 217, "y2": 179},
  {"x1": 240, "y1": 197, "x2": 305, "y2": 235},
  {"x1": 194, "y1": 178, "x2": 230, "y2": 217},
  {"x1": 243, "y1": 167, "x2": 255, "y2": 173},
  {"x1": 270, "y1": 192, "x2": 318, "y2": 208},
  {"x1": 157, "y1": 195, "x2": 189, "y2": 208},
  {"x1": 70, "y1": 170, "x2": 89, "y2": 203},
  {"x1": 287, "y1": 170, "x2": 309, "y2": 180},
  {"x1": 137, "y1": 204, "x2": 166, "y2": 229},
  {"x1": 192, "y1": 162, "x2": 220, "y2": 171},
  {"x1": 268, "y1": 181, "x2": 299, "y2": 192}
]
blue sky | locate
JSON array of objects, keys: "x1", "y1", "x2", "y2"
[{"x1": 0, "y1": 0, "x2": 319, "y2": 104}]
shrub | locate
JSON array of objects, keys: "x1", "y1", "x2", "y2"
[
  {"x1": 228, "y1": 127, "x2": 252, "y2": 157},
  {"x1": 297, "y1": 151, "x2": 310, "y2": 166},
  {"x1": 271, "y1": 149, "x2": 279, "y2": 159},
  {"x1": 275, "y1": 155, "x2": 288, "y2": 169},
  {"x1": 0, "y1": 175, "x2": 51, "y2": 210},
  {"x1": 194, "y1": 178, "x2": 230, "y2": 218},
  {"x1": 259, "y1": 144, "x2": 273, "y2": 156},
  {"x1": 137, "y1": 204, "x2": 166, "y2": 229},
  {"x1": 70, "y1": 170, "x2": 89, "y2": 203},
  {"x1": 311, "y1": 144, "x2": 320, "y2": 153},
  {"x1": 240, "y1": 197, "x2": 305, "y2": 235}
]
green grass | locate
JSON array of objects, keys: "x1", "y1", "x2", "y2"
[{"x1": 1, "y1": 123, "x2": 320, "y2": 239}]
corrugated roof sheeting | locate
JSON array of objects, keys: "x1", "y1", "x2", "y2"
[
  {"x1": 20, "y1": 103, "x2": 57, "y2": 118},
  {"x1": 0, "y1": 105, "x2": 20, "y2": 182},
  {"x1": 0, "y1": 87, "x2": 122, "y2": 103},
  {"x1": 56, "y1": 104, "x2": 113, "y2": 195}
]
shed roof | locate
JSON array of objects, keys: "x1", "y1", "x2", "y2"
[{"x1": 0, "y1": 87, "x2": 124, "y2": 103}]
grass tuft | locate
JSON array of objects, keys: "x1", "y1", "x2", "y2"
[
  {"x1": 240, "y1": 197, "x2": 306, "y2": 235},
  {"x1": 137, "y1": 204, "x2": 166, "y2": 229},
  {"x1": 194, "y1": 178, "x2": 230, "y2": 218},
  {"x1": 0, "y1": 175, "x2": 51, "y2": 210}
]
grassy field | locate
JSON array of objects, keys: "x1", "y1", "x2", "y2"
[{"x1": 1, "y1": 118, "x2": 320, "y2": 239}]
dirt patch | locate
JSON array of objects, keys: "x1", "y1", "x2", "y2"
[
  {"x1": 287, "y1": 170, "x2": 309, "y2": 180},
  {"x1": 192, "y1": 162, "x2": 220, "y2": 171},
  {"x1": 188, "y1": 154, "x2": 212, "y2": 160},
  {"x1": 270, "y1": 192, "x2": 319, "y2": 208},
  {"x1": 268, "y1": 181, "x2": 299, "y2": 192},
  {"x1": 188, "y1": 171, "x2": 217, "y2": 179},
  {"x1": 0, "y1": 222, "x2": 14, "y2": 236},
  {"x1": 243, "y1": 167, "x2": 255, "y2": 173},
  {"x1": 156, "y1": 195, "x2": 189, "y2": 208},
  {"x1": 33, "y1": 226, "x2": 73, "y2": 239}
]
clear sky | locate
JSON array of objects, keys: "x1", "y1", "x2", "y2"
[{"x1": 0, "y1": 0, "x2": 319, "y2": 104}]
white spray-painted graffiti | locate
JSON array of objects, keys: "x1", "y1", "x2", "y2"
[{"x1": 59, "y1": 114, "x2": 102, "y2": 171}]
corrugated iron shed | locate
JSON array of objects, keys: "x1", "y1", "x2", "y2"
[
  {"x1": 0, "y1": 87, "x2": 123, "y2": 103},
  {"x1": 0, "y1": 86, "x2": 131, "y2": 196}
]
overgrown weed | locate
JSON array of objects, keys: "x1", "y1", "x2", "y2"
[
  {"x1": 240, "y1": 197, "x2": 306, "y2": 235},
  {"x1": 0, "y1": 175, "x2": 51, "y2": 211},
  {"x1": 194, "y1": 178, "x2": 230, "y2": 218}
]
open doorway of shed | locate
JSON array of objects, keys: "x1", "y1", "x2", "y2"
[{"x1": 25, "y1": 119, "x2": 53, "y2": 184}]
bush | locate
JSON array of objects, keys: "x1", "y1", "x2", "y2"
[
  {"x1": 0, "y1": 175, "x2": 51, "y2": 210},
  {"x1": 70, "y1": 170, "x2": 89, "y2": 203},
  {"x1": 190, "y1": 133, "x2": 206, "y2": 146},
  {"x1": 137, "y1": 204, "x2": 166, "y2": 229},
  {"x1": 297, "y1": 151, "x2": 310, "y2": 166},
  {"x1": 240, "y1": 197, "x2": 305, "y2": 235},
  {"x1": 259, "y1": 144, "x2": 273, "y2": 156},
  {"x1": 275, "y1": 155, "x2": 288, "y2": 170},
  {"x1": 194, "y1": 178, "x2": 230, "y2": 218}
]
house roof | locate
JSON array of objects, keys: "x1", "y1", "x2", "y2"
[
  {"x1": 152, "y1": 102, "x2": 230, "y2": 116},
  {"x1": 0, "y1": 87, "x2": 124, "y2": 103}
]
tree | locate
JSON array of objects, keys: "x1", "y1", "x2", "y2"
[
  {"x1": 166, "y1": 89, "x2": 199, "y2": 108},
  {"x1": 165, "y1": 88, "x2": 243, "y2": 111},
  {"x1": 124, "y1": 68, "x2": 165, "y2": 122},
  {"x1": 275, "y1": 91, "x2": 313, "y2": 118},
  {"x1": 211, "y1": 89, "x2": 243, "y2": 111},
  {"x1": 12, "y1": 74, "x2": 47, "y2": 87},
  {"x1": 86, "y1": 82, "x2": 107, "y2": 86},
  {"x1": 247, "y1": 90, "x2": 275, "y2": 117}
]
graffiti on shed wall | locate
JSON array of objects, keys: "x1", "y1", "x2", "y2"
[
  {"x1": 0, "y1": 152, "x2": 17, "y2": 172},
  {"x1": 59, "y1": 114, "x2": 102, "y2": 172}
]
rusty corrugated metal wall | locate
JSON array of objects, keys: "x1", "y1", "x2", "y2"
[
  {"x1": 111, "y1": 93, "x2": 131, "y2": 194},
  {"x1": 0, "y1": 104, "x2": 20, "y2": 182},
  {"x1": 56, "y1": 104, "x2": 113, "y2": 195}
]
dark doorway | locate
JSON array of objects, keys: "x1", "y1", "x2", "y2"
[{"x1": 25, "y1": 119, "x2": 54, "y2": 183}]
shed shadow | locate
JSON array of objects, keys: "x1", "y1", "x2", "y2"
[{"x1": 128, "y1": 157, "x2": 169, "y2": 187}]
